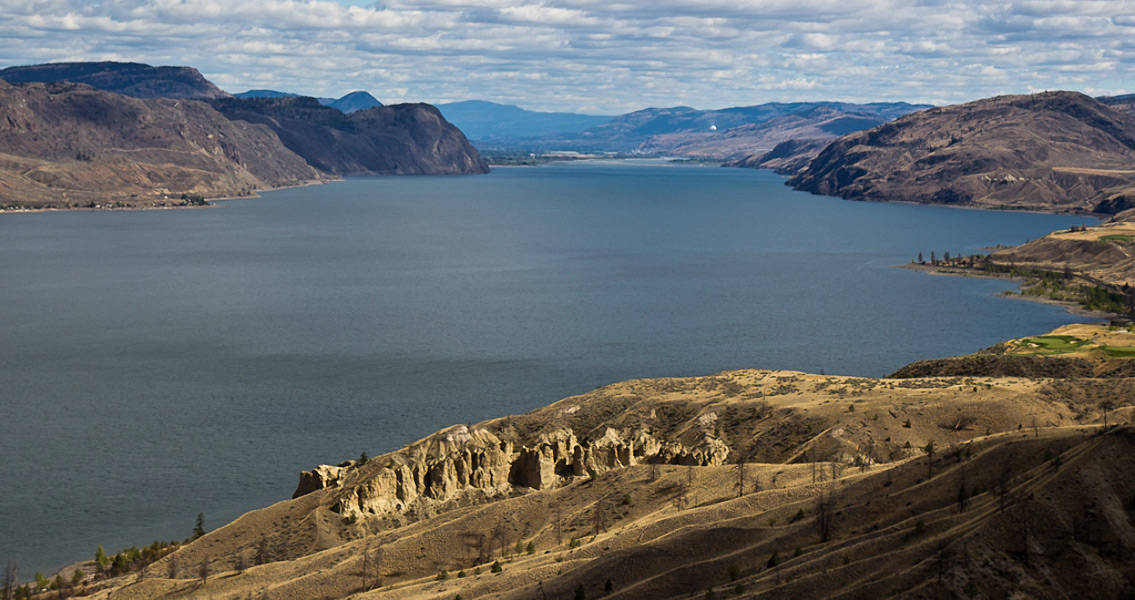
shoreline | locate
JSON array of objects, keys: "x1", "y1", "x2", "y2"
[
  {"x1": 897, "y1": 262, "x2": 1118, "y2": 320},
  {"x1": 0, "y1": 177, "x2": 333, "y2": 215}
]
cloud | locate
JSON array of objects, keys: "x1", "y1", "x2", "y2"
[{"x1": 0, "y1": 0, "x2": 1132, "y2": 113}]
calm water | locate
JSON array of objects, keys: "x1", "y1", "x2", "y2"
[{"x1": 0, "y1": 162, "x2": 1093, "y2": 573}]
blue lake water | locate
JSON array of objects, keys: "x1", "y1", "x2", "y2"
[{"x1": 0, "y1": 161, "x2": 1094, "y2": 573}]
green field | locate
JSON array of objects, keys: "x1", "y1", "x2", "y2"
[
  {"x1": 1101, "y1": 346, "x2": 1135, "y2": 357},
  {"x1": 1016, "y1": 335, "x2": 1092, "y2": 354},
  {"x1": 1098, "y1": 234, "x2": 1135, "y2": 243}
]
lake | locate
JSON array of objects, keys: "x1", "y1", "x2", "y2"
[{"x1": 0, "y1": 161, "x2": 1093, "y2": 574}]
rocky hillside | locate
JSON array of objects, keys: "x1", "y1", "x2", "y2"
[
  {"x1": 210, "y1": 97, "x2": 489, "y2": 175},
  {"x1": 725, "y1": 138, "x2": 832, "y2": 174},
  {"x1": 788, "y1": 91, "x2": 1135, "y2": 214},
  {"x1": 0, "y1": 80, "x2": 320, "y2": 209},
  {"x1": 64, "y1": 325, "x2": 1135, "y2": 600},
  {"x1": 0, "y1": 61, "x2": 230, "y2": 100}
]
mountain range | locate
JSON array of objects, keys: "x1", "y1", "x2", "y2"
[{"x1": 437, "y1": 100, "x2": 931, "y2": 158}]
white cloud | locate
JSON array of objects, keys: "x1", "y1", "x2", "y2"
[{"x1": 0, "y1": 0, "x2": 1132, "y2": 112}]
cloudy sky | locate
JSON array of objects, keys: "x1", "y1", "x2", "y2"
[{"x1": 2, "y1": 0, "x2": 1133, "y2": 114}]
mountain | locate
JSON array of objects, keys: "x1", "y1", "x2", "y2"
[
  {"x1": 320, "y1": 91, "x2": 382, "y2": 113},
  {"x1": 234, "y1": 89, "x2": 300, "y2": 99},
  {"x1": 724, "y1": 137, "x2": 832, "y2": 173},
  {"x1": 0, "y1": 61, "x2": 230, "y2": 100},
  {"x1": 237, "y1": 90, "x2": 383, "y2": 113},
  {"x1": 210, "y1": 96, "x2": 488, "y2": 175},
  {"x1": 0, "y1": 80, "x2": 320, "y2": 209},
  {"x1": 436, "y1": 100, "x2": 613, "y2": 141},
  {"x1": 1099, "y1": 93, "x2": 1135, "y2": 118},
  {"x1": 639, "y1": 106, "x2": 889, "y2": 159},
  {"x1": 559, "y1": 101, "x2": 930, "y2": 154},
  {"x1": 789, "y1": 91, "x2": 1135, "y2": 214},
  {"x1": 69, "y1": 324, "x2": 1135, "y2": 600}
]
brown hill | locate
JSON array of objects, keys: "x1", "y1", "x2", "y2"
[
  {"x1": 0, "y1": 61, "x2": 231, "y2": 100},
  {"x1": 0, "y1": 80, "x2": 320, "y2": 209},
  {"x1": 66, "y1": 326, "x2": 1135, "y2": 600},
  {"x1": 788, "y1": 91, "x2": 1135, "y2": 214},
  {"x1": 209, "y1": 97, "x2": 489, "y2": 176}
]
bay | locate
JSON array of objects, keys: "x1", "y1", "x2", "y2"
[{"x1": 0, "y1": 161, "x2": 1092, "y2": 573}]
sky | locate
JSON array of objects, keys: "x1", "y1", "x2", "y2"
[{"x1": 1, "y1": 0, "x2": 1133, "y2": 114}]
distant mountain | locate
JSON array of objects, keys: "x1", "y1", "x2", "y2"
[
  {"x1": 321, "y1": 91, "x2": 382, "y2": 113},
  {"x1": 436, "y1": 100, "x2": 613, "y2": 141},
  {"x1": 235, "y1": 89, "x2": 300, "y2": 99},
  {"x1": 1099, "y1": 93, "x2": 1135, "y2": 118},
  {"x1": 639, "y1": 106, "x2": 890, "y2": 159},
  {"x1": 236, "y1": 89, "x2": 383, "y2": 113},
  {"x1": 0, "y1": 80, "x2": 319, "y2": 209},
  {"x1": 564, "y1": 101, "x2": 930, "y2": 153},
  {"x1": 788, "y1": 91, "x2": 1135, "y2": 214},
  {"x1": 210, "y1": 96, "x2": 488, "y2": 176},
  {"x1": 0, "y1": 61, "x2": 230, "y2": 100}
]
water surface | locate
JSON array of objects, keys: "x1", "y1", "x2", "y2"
[{"x1": 0, "y1": 162, "x2": 1093, "y2": 572}]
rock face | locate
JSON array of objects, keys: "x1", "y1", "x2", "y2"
[
  {"x1": 0, "y1": 61, "x2": 231, "y2": 100},
  {"x1": 0, "y1": 80, "x2": 320, "y2": 208},
  {"x1": 788, "y1": 91, "x2": 1135, "y2": 213},
  {"x1": 296, "y1": 422, "x2": 730, "y2": 520},
  {"x1": 210, "y1": 97, "x2": 489, "y2": 175}
]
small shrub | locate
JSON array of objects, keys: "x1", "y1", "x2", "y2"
[
  {"x1": 789, "y1": 509, "x2": 805, "y2": 523},
  {"x1": 569, "y1": 537, "x2": 581, "y2": 549},
  {"x1": 605, "y1": 578, "x2": 614, "y2": 593},
  {"x1": 767, "y1": 551, "x2": 780, "y2": 568},
  {"x1": 793, "y1": 547, "x2": 803, "y2": 557},
  {"x1": 526, "y1": 541, "x2": 535, "y2": 555},
  {"x1": 575, "y1": 583, "x2": 587, "y2": 600},
  {"x1": 728, "y1": 564, "x2": 740, "y2": 581},
  {"x1": 457, "y1": 570, "x2": 466, "y2": 578},
  {"x1": 437, "y1": 570, "x2": 448, "y2": 581},
  {"x1": 621, "y1": 493, "x2": 632, "y2": 506},
  {"x1": 903, "y1": 420, "x2": 912, "y2": 428},
  {"x1": 491, "y1": 560, "x2": 503, "y2": 574}
]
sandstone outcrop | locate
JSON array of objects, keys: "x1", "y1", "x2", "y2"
[{"x1": 296, "y1": 422, "x2": 730, "y2": 521}]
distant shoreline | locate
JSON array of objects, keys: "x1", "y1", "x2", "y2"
[{"x1": 0, "y1": 178, "x2": 333, "y2": 215}]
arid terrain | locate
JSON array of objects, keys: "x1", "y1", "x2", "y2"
[
  {"x1": 787, "y1": 91, "x2": 1135, "y2": 214},
  {"x1": 29, "y1": 324, "x2": 1134, "y2": 600}
]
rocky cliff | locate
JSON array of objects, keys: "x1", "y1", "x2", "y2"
[
  {"x1": 724, "y1": 137, "x2": 831, "y2": 174},
  {"x1": 0, "y1": 61, "x2": 231, "y2": 100},
  {"x1": 788, "y1": 91, "x2": 1135, "y2": 214},
  {"x1": 210, "y1": 97, "x2": 489, "y2": 176},
  {"x1": 0, "y1": 80, "x2": 320, "y2": 208}
]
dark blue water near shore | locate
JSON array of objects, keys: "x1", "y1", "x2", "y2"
[{"x1": 0, "y1": 161, "x2": 1093, "y2": 573}]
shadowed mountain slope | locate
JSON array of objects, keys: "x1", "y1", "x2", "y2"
[{"x1": 210, "y1": 97, "x2": 488, "y2": 176}]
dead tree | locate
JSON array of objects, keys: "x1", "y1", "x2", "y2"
[
  {"x1": 924, "y1": 441, "x2": 936, "y2": 479},
  {"x1": 735, "y1": 460, "x2": 746, "y2": 498},
  {"x1": 3, "y1": 560, "x2": 17, "y2": 600},
  {"x1": 956, "y1": 464, "x2": 968, "y2": 513},
  {"x1": 255, "y1": 537, "x2": 271, "y2": 566},
  {"x1": 1101, "y1": 399, "x2": 1116, "y2": 429},
  {"x1": 815, "y1": 492, "x2": 835, "y2": 543},
  {"x1": 167, "y1": 554, "x2": 178, "y2": 579},
  {"x1": 198, "y1": 559, "x2": 209, "y2": 585},
  {"x1": 593, "y1": 500, "x2": 607, "y2": 536}
]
